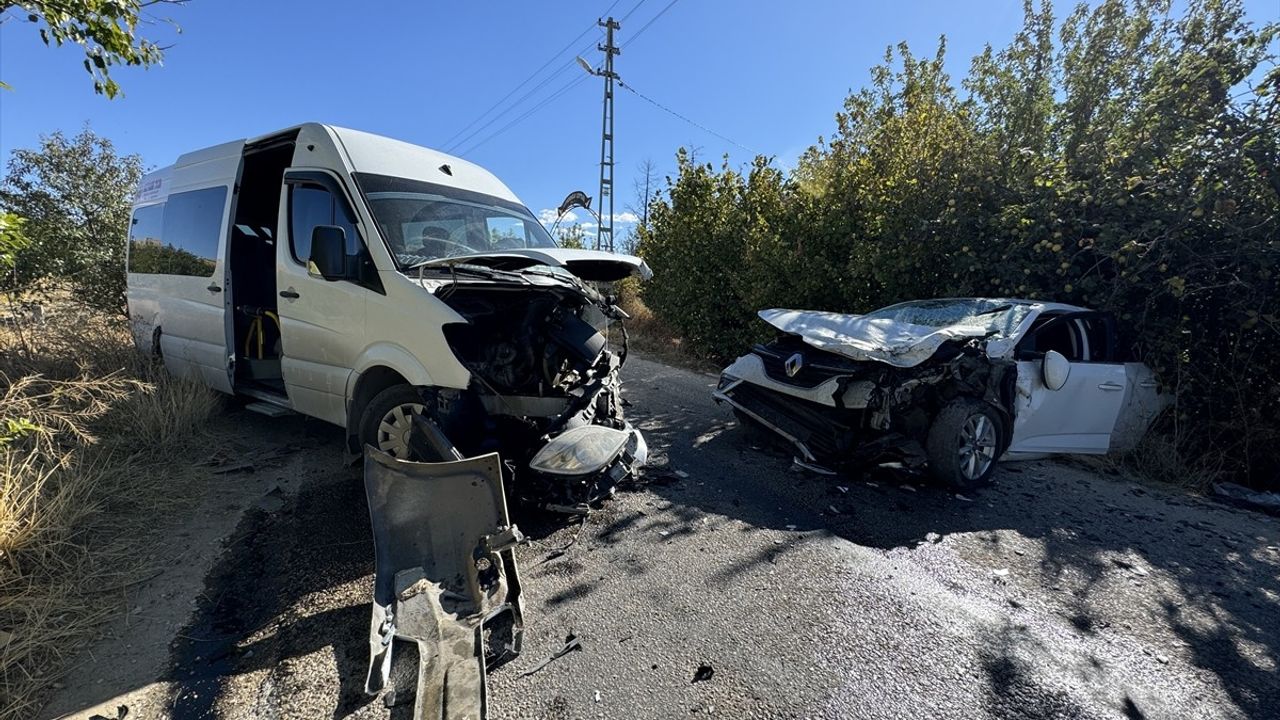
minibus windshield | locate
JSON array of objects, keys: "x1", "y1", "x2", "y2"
[{"x1": 355, "y1": 173, "x2": 557, "y2": 269}]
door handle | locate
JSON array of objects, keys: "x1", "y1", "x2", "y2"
[
  {"x1": 279, "y1": 289, "x2": 300, "y2": 299},
  {"x1": 206, "y1": 283, "x2": 222, "y2": 293},
  {"x1": 1139, "y1": 380, "x2": 1158, "y2": 389},
  {"x1": 1098, "y1": 382, "x2": 1124, "y2": 391}
]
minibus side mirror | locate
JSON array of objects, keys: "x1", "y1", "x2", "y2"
[{"x1": 310, "y1": 225, "x2": 347, "y2": 280}]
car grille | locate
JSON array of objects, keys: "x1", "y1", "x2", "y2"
[
  {"x1": 723, "y1": 382, "x2": 860, "y2": 461},
  {"x1": 752, "y1": 343, "x2": 859, "y2": 389}
]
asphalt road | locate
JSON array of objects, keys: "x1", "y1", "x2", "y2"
[{"x1": 48, "y1": 356, "x2": 1280, "y2": 719}]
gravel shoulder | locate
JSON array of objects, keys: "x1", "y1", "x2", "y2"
[{"x1": 43, "y1": 356, "x2": 1280, "y2": 719}]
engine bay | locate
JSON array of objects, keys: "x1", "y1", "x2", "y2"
[{"x1": 432, "y1": 280, "x2": 638, "y2": 510}]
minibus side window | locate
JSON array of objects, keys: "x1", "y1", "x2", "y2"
[
  {"x1": 289, "y1": 184, "x2": 361, "y2": 265},
  {"x1": 128, "y1": 187, "x2": 227, "y2": 277},
  {"x1": 126, "y1": 203, "x2": 166, "y2": 273}
]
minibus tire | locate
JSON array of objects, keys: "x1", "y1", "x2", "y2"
[{"x1": 358, "y1": 385, "x2": 428, "y2": 460}]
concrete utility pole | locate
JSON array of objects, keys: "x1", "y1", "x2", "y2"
[{"x1": 594, "y1": 17, "x2": 619, "y2": 252}]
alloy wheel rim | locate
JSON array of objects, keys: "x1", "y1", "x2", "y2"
[
  {"x1": 957, "y1": 413, "x2": 997, "y2": 481},
  {"x1": 377, "y1": 403, "x2": 426, "y2": 459}
]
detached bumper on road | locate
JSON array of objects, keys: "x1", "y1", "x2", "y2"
[{"x1": 363, "y1": 447, "x2": 525, "y2": 719}]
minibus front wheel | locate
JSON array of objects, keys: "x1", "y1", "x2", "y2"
[{"x1": 358, "y1": 385, "x2": 427, "y2": 461}]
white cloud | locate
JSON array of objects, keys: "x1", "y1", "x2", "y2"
[
  {"x1": 538, "y1": 208, "x2": 574, "y2": 225},
  {"x1": 539, "y1": 208, "x2": 638, "y2": 228}
]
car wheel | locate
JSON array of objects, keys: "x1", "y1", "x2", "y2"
[
  {"x1": 926, "y1": 398, "x2": 1003, "y2": 489},
  {"x1": 358, "y1": 385, "x2": 427, "y2": 460}
]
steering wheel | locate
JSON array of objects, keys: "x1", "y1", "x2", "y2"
[{"x1": 431, "y1": 238, "x2": 477, "y2": 257}]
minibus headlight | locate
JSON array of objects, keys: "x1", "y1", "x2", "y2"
[{"x1": 528, "y1": 426, "x2": 631, "y2": 476}]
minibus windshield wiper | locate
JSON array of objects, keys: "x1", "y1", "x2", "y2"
[
  {"x1": 405, "y1": 260, "x2": 528, "y2": 283},
  {"x1": 405, "y1": 259, "x2": 493, "y2": 275}
]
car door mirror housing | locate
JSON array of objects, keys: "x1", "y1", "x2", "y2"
[
  {"x1": 310, "y1": 225, "x2": 347, "y2": 280},
  {"x1": 1042, "y1": 349, "x2": 1071, "y2": 391}
]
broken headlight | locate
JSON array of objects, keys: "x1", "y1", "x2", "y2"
[{"x1": 529, "y1": 425, "x2": 631, "y2": 476}]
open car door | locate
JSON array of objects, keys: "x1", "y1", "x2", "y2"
[
  {"x1": 1008, "y1": 312, "x2": 1128, "y2": 455},
  {"x1": 1110, "y1": 361, "x2": 1170, "y2": 452}
]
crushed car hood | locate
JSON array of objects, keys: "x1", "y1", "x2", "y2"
[
  {"x1": 758, "y1": 308, "x2": 991, "y2": 368},
  {"x1": 417, "y1": 248, "x2": 652, "y2": 282}
]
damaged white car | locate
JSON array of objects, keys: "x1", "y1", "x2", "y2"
[{"x1": 714, "y1": 299, "x2": 1169, "y2": 488}]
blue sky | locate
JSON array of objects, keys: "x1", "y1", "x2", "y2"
[{"x1": 2, "y1": 0, "x2": 1277, "y2": 241}]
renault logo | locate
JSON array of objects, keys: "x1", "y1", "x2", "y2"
[{"x1": 784, "y1": 352, "x2": 805, "y2": 377}]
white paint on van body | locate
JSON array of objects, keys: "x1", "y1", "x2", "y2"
[
  {"x1": 128, "y1": 141, "x2": 242, "y2": 394},
  {"x1": 126, "y1": 123, "x2": 523, "y2": 430}
]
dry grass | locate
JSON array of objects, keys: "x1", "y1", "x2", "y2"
[
  {"x1": 0, "y1": 293, "x2": 220, "y2": 719},
  {"x1": 1077, "y1": 429, "x2": 1231, "y2": 496},
  {"x1": 616, "y1": 280, "x2": 719, "y2": 373}
]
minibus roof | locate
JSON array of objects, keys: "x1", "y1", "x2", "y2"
[{"x1": 136, "y1": 124, "x2": 522, "y2": 206}]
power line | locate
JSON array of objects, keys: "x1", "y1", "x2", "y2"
[
  {"x1": 456, "y1": 74, "x2": 592, "y2": 157},
  {"x1": 618, "y1": 80, "x2": 758, "y2": 155},
  {"x1": 439, "y1": 0, "x2": 622, "y2": 150},
  {"x1": 625, "y1": 0, "x2": 681, "y2": 46},
  {"x1": 618, "y1": 0, "x2": 649, "y2": 23},
  {"x1": 445, "y1": 49, "x2": 591, "y2": 154}
]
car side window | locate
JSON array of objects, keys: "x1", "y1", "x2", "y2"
[
  {"x1": 1079, "y1": 316, "x2": 1114, "y2": 362},
  {"x1": 289, "y1": 183, "x2": 362, "y2": 265},
  {"x1": 1020, "y1": 314, "x2": 1082, "y2": 360},
  {"x1": 1018, "y1": 313, "x2": 1117, "y2": 363}
]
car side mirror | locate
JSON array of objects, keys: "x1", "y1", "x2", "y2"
[
  {"x1": 1042, "y1": 349, "x2": 1071, "y2": 391},
  {"x1": 310, "y1": 225, "x2": 347, "y2": 280}
]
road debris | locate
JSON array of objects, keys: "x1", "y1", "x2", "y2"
[
  {"x1": 254, "y1": 486, "x2": 285, "y2": 513},
  {"x1": 519, "y1": 633, "x2": 583, "y2": 678},
  {"x1": 646, "y1": 472, "x2": 685, "y2": 487},
  {"x1": 1213, "y1": 482, "x2": 1280, "y2": 516},
  {"x1": 1112, "y1": 557, "x2": 1150, "y2": 576},
  {"x1": 88, "y1": 706, "x2": 129, "y2": 720},
  {"x1": 363, "y1": 445, "x2": 525, "y2": 719}
]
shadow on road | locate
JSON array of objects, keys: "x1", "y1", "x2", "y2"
[
  {"x1": 628, "y1": 402, "x2": 1280, "y2": 719},
  {"x1": 160, "y1": 409, "x2": 586, "y2": 720}
]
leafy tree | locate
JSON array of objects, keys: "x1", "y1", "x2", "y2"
[
  {"x1": 0, "y1": 127, "x2": 143, "y2": 313},
  {"x1": 0, "y1": 0, "x2": 184, "y2": 98},
  {"x1": 0, "y1": 212, "x2": 28, "y2": 280},
  {"x1": 640, "y1": 0, "x2": 1280, "y2": 487},
  {"x1": 556, "y1": 223, "x2": 588, "y2": 249}
]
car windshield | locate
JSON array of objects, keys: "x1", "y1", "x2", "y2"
[
  {"x1": 862, "y1": 298, "x2": 1034, "y2": 336},
  {"x1": 355, "y1": 173, "x2": 557, "y2": 269}
]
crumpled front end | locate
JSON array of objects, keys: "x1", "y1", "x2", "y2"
[
  {"x1": 715, "y1": 332, "x2": 1016, "y2": 471},
  {"x1": 427, "y1": 275, "x2": 646, "y2": 510}
]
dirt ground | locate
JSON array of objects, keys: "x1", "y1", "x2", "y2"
[{"x1": 41, "y1": 356, "x2": 1280, "y2": 719}]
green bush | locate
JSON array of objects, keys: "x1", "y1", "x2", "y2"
[
  {"x1": 637, "y1": 0, "x2": 1280, "y2": 487},
  {"x1": 0, "y1": 128, "x2": 142, "y2": 314}
]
